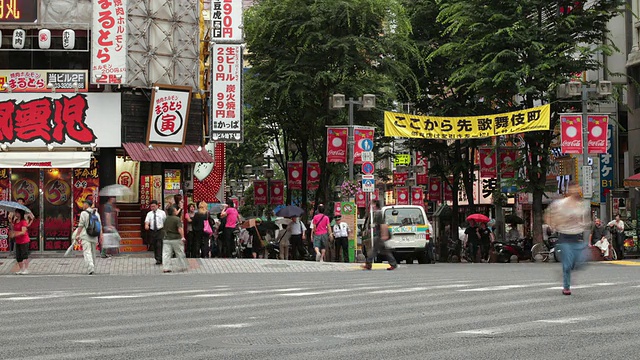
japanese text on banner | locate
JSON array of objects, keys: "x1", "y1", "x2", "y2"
[
  {"x1": 91, "y1": 0, "x2": 127, "y2": 84},
  {"x1": 210, "y1": 44, "x2": 243, "y2": 142},
  {"x1": 384, "y1": 104, "x2": 550, "y2": 139}
]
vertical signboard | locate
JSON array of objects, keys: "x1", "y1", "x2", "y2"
[
  {"x1": 600, "y1": 123, "x2": 614, "y2": 203},
  {"x1": 147, "y1": 85, "x2": 192, "y2": 145},
  {"x1": 587, "y1": 115, "x2": 608, "y2": 154},
  {"x1": 210, "y1": 0, "x2": 243, "y2": 42},
  {"x1": 353, "y1": 127, "x2": 374, "y2": 165},
  {"x1": 210, "y1": 44, "x2": 243, "y2": 142},
  {"x1": 287, "y1": 162, "x2": 303, "y2": 190},
  {"x1": 269, "y1": 180, "x2": 284, "y2": 205},
  {"x1": 560, "y1": 114, "x2": 583, "y2": 154},
  {"x1": 307, "y1": 162, "x2": 321, "y2": 191},
  {"x1": 340, "y1": 201, "x2": 357, "y2": 263},
  {"x1": 91, "y1": 0, "x2": 127, "y2": 84},
  {"x1": 253, "y1": 180, "x2": 267, "y2": 205},
  {"x1": 326, "y1": 127, "x2": 348, "y2": 163},
  {"x1": 43, "y1": 170, "x2": 72, "y2": 251}
]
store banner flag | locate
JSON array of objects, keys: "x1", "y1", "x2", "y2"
[
  {"x1": 355, "y1": 190, "x2": 366, "y2": 208},
  {"x1": 600, "y1": 123, "x2": 615, "y2": 203},
  {"x1": 210, "y1": 44, "x2": 243, "y2": 143},
  {"x1": 326, "y1": 127, "x2": 348, "y2": 163},
  {"x1": 372, "y1": 188, "x2": 380, "y2": 201},
  {"x1": 353, "y1": 127, "x2": 374, "y2": 164},
  {"x1": 587, "y1": 115, "x2": 608, "y2": 154},
  {"x1": 307, "y1": 162, "x2": 321, "y2": 190},
  {"x1": 429, "y1": 178, "x2": 441, "y2": 202},
  {"x1": 147, "y1": 85, "x2": 192, "y2": 145},
  {"x1": 384, "y1": 104, "x2": 550, "y2": 140},
  {"x1": 396, "y1": 187, "x2": 409, "y2": 205},
  {"x1": 116, "y1": 157, "x2": 140, "y2": 203},
  {"x1": 91, "y1": 0, "x2": 127, "y2": 84},
  {"x1": 444, "y1": 178, "x2": 454, "y2": 202},
  {"x1": 287, "y1": 162, "x2": 303, "y2": 190},
  {"x1": 253, "y1": 180, "x2": 267, "y2": 205},
  {"x1": 411, "y1": 186, "x2": 424, "y2": 206},
  {"x1": 416, "y1": 171, "x2": 428, "y2": 185},
  {"x1": 478, "y1": 147, "x2": 497, "y2": 178},
  {"x1": 393, "y1": 171, "x2": 408, "y2": 186},
  {"x1": 499, "y1": 150, "x2": 516, "y2": 179},
  {"x1": 560, "y1": 114, "x2": 583, "y2": 154},
  {"x1": 269, "y1": 180, "x2": 284, "y2": 205}
]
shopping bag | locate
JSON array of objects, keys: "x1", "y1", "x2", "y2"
[{"x1": 203, "y1": 219, "x2": 213, "y2": 235}]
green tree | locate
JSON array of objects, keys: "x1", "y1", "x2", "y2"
[
  {"x1": 244, "y1": 0, "x2": 416, "y2": 214},
  {"x1": 433, "y1": 0, "x2": 624, "y2": 243}
]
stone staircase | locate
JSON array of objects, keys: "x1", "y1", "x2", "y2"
[{"x1": 116, "y1": 203, "x2": 147, "y2": 253}]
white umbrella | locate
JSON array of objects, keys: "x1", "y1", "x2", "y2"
[{"x1": 99, "y1": 184, "x2": 133, "y2": 197}]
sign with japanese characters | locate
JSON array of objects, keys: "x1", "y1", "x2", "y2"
[
  {"x1": 600, "y1": 123, "x2": 614, "y2": 203},
  {"x1": 73, "y1": 158, "x2": 100, "y2": 228},
  {"x1": 210, "y1": 44, "x2": 243, "y2": 142},
  {"x1": 0, "y1": 0, "x2": 38, "y2": 23},
  {"x1": 354, "y1": 127, "x2": 374, "y2": 164},
  {"x1": 147, "y1": 85, "x2": 192, "y2": 145},
  {"x1": 91, "y1": 0, "x2": 128, "y2": 84},
  {"x1": 0, "y1": 70, "x2": 88, "y2": 93},
  {"x1": 193, "y1": 142, "x2": 216, "y2": 181},
  {"x1": 210, "y1": 0, "x2": 243, "y2": 42},
  {"x1": 0, "y1": 93, "x2": 121, "y2": 147},
  {"x1": 384, "y1": 104, "x2": 550, "y2": 140}
]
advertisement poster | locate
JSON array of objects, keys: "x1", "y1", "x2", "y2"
[
  {"x1": 287, "y1": 162, "x2": 303, "y2": 190},
  {"x1": 147, "y1": 85, "x2": 192, "y2": 145},
  {"x1": 560, "y1": 114, "x2": 583, "y2": 154},
  {"x1": 500, "y1": 150, "x2": 516, "y2": 179},
  {"x1": 140, "y1": 175, "x2": 152, "y2": 210},
  {"x1": 43, "y1": 169, "x2": 72, "y2": 250},
  {"x1": 210, "y1": 44, "x2": 243, "y2": 142},
  {"x1": 0, "y1": 168, "x2": 9, "y2": 251},
  {"x1": 163, "y1": 169, "x2": 181, "y2": 208},
  {"x1": 91, "y1": 0, "x2": 128, "y2": 84},
  {"x1": 254, "y1": 180, "x2": 267, "y2": 205},
  {"x1": 411, "y1": 186, "x2": 424, "y2": 206},
  {"x1": 396, "y1": 187, "x2": 409, "y2": 205},
  {"x1": 429, "y1": 178, "x2": 442, "y2": 202},
  {"x1": 269, "y1": 180, "x2": 284, "y2": 205},
  {"x1": 326, "y1": 127, "x2": 348, "y2": 163},
  {"x1": 340, "y1": 201, "x2": 357, "y2": 263},
  {"x1": 307, "y1": 162, "x2": 321, "y2": 191},
  {"x1": 12, "y1": 169, "x2": 40, "y2": 250},
  {"x1": 116, "y1": 157, "x2": 140, "y2": 203},
  {"x1": 393, "y1": 171, "x2": 408, "y2": 186},
  {"x1": 587, "y1": 115, "x2": 608, "y2": 154},
  {"x1": 479, "y1": 147, "x2": 497, "y2": 178},
  {"x1": 73, "y1": 158, "x2": 99, "y2": 228}
]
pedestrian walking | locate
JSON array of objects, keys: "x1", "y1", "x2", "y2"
[
  {"x1": 101, "y1": 196, "x2": 118, "y2": 258},
  {"x1": 162, "y1": 206, "x2": 188, "y2": 273},
  {"x1": 184, "y1": 203, "x2": 196, "y2": 257},
  {"x1": 363, "y1": 200, "x2": 397, "y2": 270},
  {"x1": 278, "y1": 221, "x2": 292, "y2": 260},
  {"x1": 8, "y1": 198, "x2": 33, "y2": 257},
  {"x1": 288, "y1": 216, "x2": 307, "y2": 260},
  {"x1": 544, "y1": 185, "x2": 591, "y2": 295},
  {"x1": 464, "y1": 220, "x2": 480, "y2": 263},
  {"x1": 332, "y1": 215, "x2": 350, "y2": 262},
  {"x1": 311, "y1": 204, "x2": 333, "y2": 262},
  {"x1": 75, "y1": 200, "x2": 103, "y2": 275},
  {"x1": 144, "y1": 200, "x2": 166, "y2": 265},
  {"x1": 220, "y1": 200, "x2": 239, "y2": 258},
  {"x1": 11, "y1": 209, "x2": 31, "y2": 274},
  {"x1": 478, "y1": 221, "x2": 494, "y2": 262}
]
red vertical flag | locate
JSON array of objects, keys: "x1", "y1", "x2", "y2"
[
  {"x1": 393, "y1": 171, "x2": 408, "y2": 186},
  {"x1": 478, "y1": 147, "x2": 497, "y2": 178},
  {"x1": 355, "y1": 190, "x2": 366, "y2": 208},
  {"x1": 444, "y1": 178, "x2": 453, "y2": 202},
  {"x1": 500, "y1": 150, "x2": 516, "y2": 179},
  {"x1": 269, "y1": 180, "x2": 284, "y2": 205},
  {"x1": 587, "y1": 115, "x2": 608, "y2": 154},
  {"x1": 287, "y1": 162, "x2": 303, "y2": 190},
  {"x1": 307, "y1": 162, "x2": 321, "y2": 190},
  {"x1": 396, "y1": 187, "x2": 409, "y2": 205},
  {"x1": 326, "y1": 127, "x2": 348, "y2": 163},
  {"x1": 411, "y1": 186, "x2": 424, "y2": 206},
  {"x1": 428, "y1": 178, "x2": 442, "y2": 202},
  {"x1": 254, "y1": 180, "x2": 267, "y2": 205},
  {"x1": 353, "y1": 127, "x2": 374, "y2": 164},
  {"x1": 560, "y1": 114, "x2": 583, "y2": 154}
]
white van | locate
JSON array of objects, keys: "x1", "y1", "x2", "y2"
[{"x1": 381, "y1": 205, "x2": 433, "y2": 264}]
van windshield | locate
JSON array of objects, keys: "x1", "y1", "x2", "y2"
[{"x1": 384, "y1": 208, "x2": 425, "y2": 226}]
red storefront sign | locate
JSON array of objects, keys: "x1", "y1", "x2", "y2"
[
  {"x1": 326, "y1": 127, "x2": 348, "y2": 163},
  {"x1": 560, "y1": 114, "x2": 583, "y2": 154},
  {"x1": 287, "y1": 162, "x2": 302, "y2": 190},
  {"x1": 269, "y1": 180, "x2": 284, "y2": 205},
  {"x1": 393, "y1": 171, "x2": 408, "y2": 186},
  {"x1": 587, "y1": 115, "x2": 608, "y2": 154},
  {"x1": 479, "y1": 147, "x2": 497, "y2": 178},
  {"x1": 428, "y1": 178, "x2": 441, "y2": 202},
  {"x1": 254, "y1": 180, "x2": 267, "y2": 205},
  {"x1": 307, "y1": 162, "x2": 321, "y2": 190},
  {"x1": 353, "y1": 127, "x2": 374, "y2": 164},
  {"x1": 396, "y1": 187, "x2": 409, "y2": 205}
]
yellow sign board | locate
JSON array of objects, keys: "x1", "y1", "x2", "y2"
[
  {"x1": 394, "y1": 154, "x2": 411, "y2": 166},
  {"x1": 384, "y1": 104, "x2": 550, "y2": 140}
]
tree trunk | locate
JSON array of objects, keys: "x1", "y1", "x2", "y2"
[{"x1": 301, "y1": 138, "x2": 309, "y2": 221}]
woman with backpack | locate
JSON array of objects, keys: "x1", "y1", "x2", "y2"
[{"x1": 310, "y1": 204, "x2": 333, "y2": 262}]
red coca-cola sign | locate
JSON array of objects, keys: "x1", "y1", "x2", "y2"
[
  {"x1": 393, "y1": 171, "x2": 408, "y2": 186},
  {"x1": 396, "y1": 187, "x2": 409, "y2": 205},
  {"x1": 254, "y1": 180, "x2": 267, "y2": 205},
  {"x1": 500, "y1": 150, "x2": 516, "y2": 179},
  {"x1": 478, "y1": 147, "x2": 497, "y2": 178},
  {"x1": 560, "y1": 114, "x2": 583, "y2": 154},
  {"x1": 326, "y1": 127, "x2": 348, "y2": 163},
  {"x1": 307, "y1": 162, "x2": 321, "y2": 190},
  {"x1": 356, "y1": 190, "x2": 366, "y2": 208},
  {"x1": 411, "y1": 186, "x2": 424, "y2": 206},
  {"x1": 428, "y1": 178, "x2": 441, "y2": 202},
  {"x1": 353, "y1": 127, "x2": 374, "y2": 164},
  {"x1": 287, "y1": 161, "x2": 303, "y2": 190},
  {"x1": 269, "y1": 180, "x2": 284, "y2": 205},
  {"x1": 587, "y1": 115, "x2": 607, "y2": 154}
]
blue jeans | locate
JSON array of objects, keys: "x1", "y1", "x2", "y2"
[{"x1": 557, "y1": 239, "x2": 586, "y2": 290}]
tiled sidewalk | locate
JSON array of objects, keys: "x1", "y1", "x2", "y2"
[{"x1": 0, "y1": 256, "x2": 358, "y2": 275}]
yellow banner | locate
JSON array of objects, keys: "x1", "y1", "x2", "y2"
[{"x1": 384, "y1": 104, "x2": 550, "y2": 140}]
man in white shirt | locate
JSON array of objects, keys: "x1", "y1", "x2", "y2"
[
  {"x1": 332, "y1": 215, "x2": 350, "y2": 263},
  {"x1": 607, "y1": 214, "x2": 625, "y2": 260},
  {"x1": 289, "y1": 216, "x2": 307, "y2": 260},
  {"x1": 145, "y1": 200, "x2": 167, "y2": 265}
]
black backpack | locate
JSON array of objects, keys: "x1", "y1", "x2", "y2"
[{"x1": 85, "y1": 209, "x2": 102, "y2": 237}]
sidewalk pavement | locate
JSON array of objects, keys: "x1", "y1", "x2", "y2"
[{"x1": 0, "y1": 255, "x2": 360, "y2": 275}]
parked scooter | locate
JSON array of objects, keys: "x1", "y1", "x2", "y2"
[{"x1": 493, "y1": 237, "x2": 533, "y2": 263}]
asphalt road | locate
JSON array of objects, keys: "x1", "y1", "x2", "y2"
[{"x1": 0, "y1": 261, "x2": 638, "y2": 360}]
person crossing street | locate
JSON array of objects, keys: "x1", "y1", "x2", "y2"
[
  {"x1": 145, "y1": 200, "x2": 166, "y2": 265},
  {"x1": 75, "y1": 200, "x2": 103, "y2": 275},
  {"x1": 363, "y1": 200, "x2": 397, "y2": 271}
]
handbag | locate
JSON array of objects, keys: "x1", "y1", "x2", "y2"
[{"x1": 203, "y1": 218, "x2": 213, "y2": 235}]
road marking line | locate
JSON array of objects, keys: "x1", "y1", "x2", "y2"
[
  {"x1": 92, "y1": 290, "x2": 206, "y2": 299},
  {"x1": 457, "y1": 316, "x2": 594, "y2": 335},
  {"x1": 536, "y1": 316, "x2": 594, "y2": 324},
  {"x1": 245, "y1": 288, "x2": 308, "y2": 294},
  {"x1": 0, "y1": 293, "x2": 17, "y2": 296},
  {"x1": 280, "y1": 289, "x2": 351, "y2": 297},
  {"x1": 547, "y1": 283, "x2": 616, "y2": 290},
  {"x1": 211, "y1": 323, "x2": 252, "y2": 328},
  {"x1": 458, "y1": 283, "x2": 555, "y2": 292},
  {"x1": 191, "y1": 293, "x2": 235, "y2": 298}
]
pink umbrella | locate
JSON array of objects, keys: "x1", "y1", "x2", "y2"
[{"x1": 466, "y1": 213, "x2": 490, "y2": 223}]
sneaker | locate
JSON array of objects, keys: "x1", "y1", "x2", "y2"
[
  {"x1": 562, "y1": 288, "x2": 571, "y2": 296},
  {"x1": 15, "y1": 270, "x2": 22, "y2": 275},
  {"x1": 88, "y1": 271, "x2": 94, "y2": 275},
  {"x1": 20, "y1": 270, "x2": 29, "y2": 275},
  {"x1": 387, "y1": 265, "x2": 398, "y2": 271},
  {"x1": 315, "y1": 253, "x2": 321, "y2": 262},
  {"x1": 101, "y1": 254, "x2": 108, "y2": 258}
]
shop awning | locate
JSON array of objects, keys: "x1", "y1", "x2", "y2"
[
  {"x1": 624, "y1": 173, "x2": 640, "y2": 187},
  {"x1": 0, "y1": 151, "x2": 92, "y2": 168},
  {"x1": 122, "y1": 143, "x2": 214, "y2": 163}
]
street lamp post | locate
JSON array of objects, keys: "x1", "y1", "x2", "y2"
[
  {"x1": 329, "y1": 94, "x2": 376, "y2": 181},
  {"x1": 264, "y1": 167, "x2": 274, "y2": 221}
]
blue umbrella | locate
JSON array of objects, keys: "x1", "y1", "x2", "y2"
[
  {"x1": 0, "y1": 200, "x2": 32, "y2": 213},
  {"x1": 275, "y1": 205, "x2": 305, "y2": 218}
]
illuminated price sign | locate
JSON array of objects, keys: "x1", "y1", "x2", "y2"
[{"x1": 0, "y1": 0, "x2": 38, "y2": 23}]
